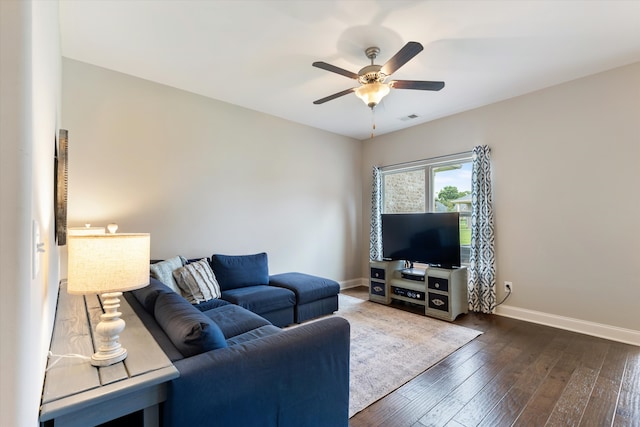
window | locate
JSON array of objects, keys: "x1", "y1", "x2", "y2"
[
  {"x1": 383, "y1": 169, "x2": 425, "y2": 214},
  {"x1": 381, "y1": 153, "x2": 472, "y2": 265}
]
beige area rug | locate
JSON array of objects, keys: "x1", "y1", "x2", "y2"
[{"x1": 336, "y1": 294, "x2": 482, "y2": 418}]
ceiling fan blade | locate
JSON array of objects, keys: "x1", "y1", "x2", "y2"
[
  {"x1": 389, "y1": 80, "x2": 445, "y2": 91},
  {"x1": 381, "y1": 41, "x2": 424, "y2": 76},
  {"x1": 312, "y1": 62, "x2": 359, "y2": 80},
  {"x1": 313, "y1": 88, "x2": 356, "y2": 105}
]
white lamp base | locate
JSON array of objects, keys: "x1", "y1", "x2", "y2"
[
  {"x1": 91, "y1": 348, "x2": 127, "y2": 367},
  {"x1": 91, "y1": 291, "x2": 128, "y2": 367}
]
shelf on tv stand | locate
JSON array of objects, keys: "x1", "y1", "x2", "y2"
[
  {"x1": 390, "y1": 278, "x2": 425, "y2": 293},
  {"x1": 392, "y1": 295, "x2": 426, "y2": 306},
  {"x1": 401, "y1": 267, "x2": 426, "y2": 276}
]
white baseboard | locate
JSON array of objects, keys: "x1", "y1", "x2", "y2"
[
  {"x1": 339, "y1": 278, "x2": 366, "y2": 290},
  {"x1": 496, "y1": 304, "x2": 640, "y2": 347},
  {"x1": 339, "y1": 279, "x2": 639, "y2": 346}
]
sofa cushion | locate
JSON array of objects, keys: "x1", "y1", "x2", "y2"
[
  {"x1": 221, "y1": 285, "x2": 295, "y2": 315},
  {"x1": 150, "y1": 256, "x2": 186, "y2": 293},
  {"x1": 154, "y1": 291, "x2": 227, "y2": 357},
  {"x1": 173, "y1": 259, "x2": 221, "y2": 304},
  {"x1": 202, "y1": 304, "x2": 273, "y2": 339},
  {"x1": 225, "y1": 324, "x2": 281, "y2": 346},
  {"x1": 124, "y1": 292, "x2": 185, "y2": 362},
  {"x1": 210, "y1": 253, "x2": 269, "y2": 291},
  {"x1": 193, "y1": 298, "x2": 231, "y2": 312},
  {"x1": 131, "y1": 277, "x2": 174, "y2": 313}
]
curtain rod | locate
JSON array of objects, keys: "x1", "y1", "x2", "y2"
[{"x1": 378, "y1": 150, "x2": 472, "y2": 170}]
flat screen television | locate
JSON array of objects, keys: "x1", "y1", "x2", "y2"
[{"x1": 382, "y1": 212, "x2": 461, "y2": 268}]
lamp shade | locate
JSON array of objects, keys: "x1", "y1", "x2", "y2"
[
  {"x1": 67, "y1": 233, "x2": 150, "y2": 295},
  {"x1": 354, "y1": 82, "x2": 390, "y2": 108}
]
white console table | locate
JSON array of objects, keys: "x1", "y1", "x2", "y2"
[
  {"x1": 40, "y1": 282, "x2": 179, "y2": 427},
  {"x1": 369, "y1": 261, "x2": 468, "y2": 321}
]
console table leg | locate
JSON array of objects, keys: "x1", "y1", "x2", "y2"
[{"x1": 143, "y1": 404, "x2": 160, "y2": 427}]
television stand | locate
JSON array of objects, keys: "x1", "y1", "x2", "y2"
[{"x1": 369, "y1": 261, "x2": 468, "y2": 322}]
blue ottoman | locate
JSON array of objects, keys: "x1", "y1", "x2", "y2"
[
  {"x1": 269, "y1": 272, "x2": 340, "y2": 323},
  {"x1": 220, "y1": 285, "x2": 295, "y2": 328}
]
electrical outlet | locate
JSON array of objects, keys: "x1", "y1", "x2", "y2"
[{"x1": 504, "y1": 281, "x2": 513, "y2": 292}]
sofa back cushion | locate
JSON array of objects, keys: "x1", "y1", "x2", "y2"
[
  {"x1": 132, "y1": 277, "x2": 173, "y2": 313},
  {"x1": 154, "y1": 291, "x2": 228, "y2": 357},
  {"x1": 210, "y1": 253, "x2": 269, "y2": 291}
]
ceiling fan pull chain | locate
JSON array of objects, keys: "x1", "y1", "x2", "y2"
[{"x1": 371, "y1": 109, "x2": 376, "y2": 139}]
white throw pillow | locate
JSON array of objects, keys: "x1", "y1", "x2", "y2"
[{"x1": 149, "y1": 255, "x2": 185, "y2": 293}]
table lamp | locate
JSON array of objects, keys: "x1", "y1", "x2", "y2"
[{"x1": 67, "y1": 233, "x2": 150, "y2": 366}]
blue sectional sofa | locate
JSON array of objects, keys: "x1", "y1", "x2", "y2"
[
  {"x1": 150, "y1": 253, "x2": 341, "y2": 327},
  {"x1": 125, "y1": 278, "x2": 350, "y2": 427}
]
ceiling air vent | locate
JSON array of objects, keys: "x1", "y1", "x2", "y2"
[{"x1": 399, "y1": 114, "x2": 419, "y2": 121}]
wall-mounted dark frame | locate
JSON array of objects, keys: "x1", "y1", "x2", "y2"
[{"x1": 55, "y1": 129, "x2": 68, "y2": 246}]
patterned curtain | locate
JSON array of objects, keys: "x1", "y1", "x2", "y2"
[
  {"x1": 468, "y1": 145, "x2": 496, "y2": 313},
  {"x1": 370, "y1": 166, "x2": 383, "y2": 260}
]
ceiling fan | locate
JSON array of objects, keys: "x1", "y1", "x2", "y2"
[{"x1": 312, "y1": 41, "x2": 445, "y2": 109}]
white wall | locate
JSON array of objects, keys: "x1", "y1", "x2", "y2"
[
  {"x1": 62, "y1": 59, "x2": 363, "y2": 281},
  {"x1": 0, "y1": 1, "x2": 61, "y2": 426},
  {"x1": 363, "y1": 63, "x2": 640, "y2": 335}
]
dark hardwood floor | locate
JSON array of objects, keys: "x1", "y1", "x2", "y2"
[{"x1": 342, "y1": 286, "x2": 640, "y2": 427}]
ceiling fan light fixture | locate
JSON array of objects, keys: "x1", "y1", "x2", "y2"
[{"x1": 354, "y1": 82, "x2": 390, "y2": 109}]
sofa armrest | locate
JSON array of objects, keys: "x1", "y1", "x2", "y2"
[{"x1": 167, "y1": 316, "x2": 350, "y2": 427}]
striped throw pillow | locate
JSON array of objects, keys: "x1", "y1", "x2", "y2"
[{"x1": 173, "y1": 259, "x2": 221, "y2": 304}]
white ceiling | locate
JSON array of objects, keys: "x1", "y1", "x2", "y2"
[{"x1": 59, "y1": 0, "x2": 640, "y2": 140}]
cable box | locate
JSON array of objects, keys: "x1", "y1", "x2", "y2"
[{"x1": 401, "y1": 268, "x2": 426, "y2": 282}]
